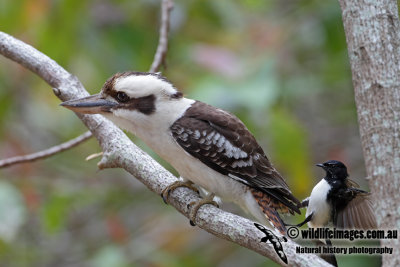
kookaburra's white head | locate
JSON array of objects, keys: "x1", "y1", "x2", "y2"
[{"x1": 61, "y1": 72, "x2": 194, "y2": 136}]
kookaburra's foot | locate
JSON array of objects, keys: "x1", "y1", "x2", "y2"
[
  {"x1": 187, "y1": 193, "x2": 219, "y2": 226},
  {"x1": 161, "y1": 180, "x2": 199, "y2": 204}
]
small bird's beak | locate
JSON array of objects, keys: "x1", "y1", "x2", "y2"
[
  {"x1": 60, "y1": 94, "x2": 117, "y2": 114},
  {"x1": 316, "y1": 163, "x2": 325, "y2": 168}
]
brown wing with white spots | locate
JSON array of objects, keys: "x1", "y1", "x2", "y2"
[{"x1": 170, "y1": 101, "x2": 300, "y2": 214}]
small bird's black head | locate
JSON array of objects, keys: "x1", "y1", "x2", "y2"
[{"x1": 316, "y1": 160, "x2": 349, "y2": 181}]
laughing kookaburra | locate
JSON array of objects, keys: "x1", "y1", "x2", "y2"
[{"x1": 61, "y1": 72, "x2": 301, "y2": 235}]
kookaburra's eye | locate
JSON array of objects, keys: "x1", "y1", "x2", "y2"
[{"x1": 116, "y1": 92, "x2": 130, "y2": 102}]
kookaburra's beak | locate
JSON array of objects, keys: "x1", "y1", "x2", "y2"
[{"x1": 60, "y1": 94, "x2": 117, "y2": 114}]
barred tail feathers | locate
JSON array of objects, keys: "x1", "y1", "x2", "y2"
[{"x1": 251, "y1": 189, "x2": 287, "y2": 235}]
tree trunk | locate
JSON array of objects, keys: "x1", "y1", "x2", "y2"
[{"x1": 338, "y1": 0, "x2": 400, "y2": 266}]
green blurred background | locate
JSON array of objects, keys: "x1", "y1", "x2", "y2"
[{"x1": 0, "y1": 0, "x2": 381, "y2": 266}]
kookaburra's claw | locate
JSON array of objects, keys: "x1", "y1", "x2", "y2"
[
  {"x1": 161, "y1": 180, "x2": 199, "y2": 204},
  {"x1": 187, "y1": 193, "x2": 219, "y2": 226}
]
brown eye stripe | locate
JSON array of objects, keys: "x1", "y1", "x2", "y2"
[
  {"x1": 132, "y1": 94, "x2": 156, "y2": 114},
  {"x1": 119, "y1": 94, "x2": 156, "y2": 115}
]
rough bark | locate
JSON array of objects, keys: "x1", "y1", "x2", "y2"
[
  {"x1": 0, "y1": 31, "x2": 330, "y2": 267},
  {"x1": 338, "y1": 1, "x2": 400, "y2": 266}
]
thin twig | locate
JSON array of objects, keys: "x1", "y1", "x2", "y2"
[
  {"x1": 0, "y1": 131, "x2": 92, "y2": 168},
  {"x1": 86, "y1": 151, "x2": 103, "y2": 161},
  {"x1": 149, "y1": 0, "x2": 174, "y2": 72}
]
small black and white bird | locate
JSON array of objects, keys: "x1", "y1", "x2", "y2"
[
  {"x1": 298, "y1": 160, "x2": 376, "y2": 229},
  {"x1": 61, "y1": 71, "x2": 301, "y2": 234}
]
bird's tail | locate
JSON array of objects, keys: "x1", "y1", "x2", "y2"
[{"x1": 251, "y1": 189, "x2": 287, "y2": 235}]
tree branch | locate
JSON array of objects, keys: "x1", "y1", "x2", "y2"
[
  {"x1": 338, "y1": 1, "x2": 400, "y2": 266},
  {"x1": 149, "y1": 0, "x2": 174, "y2": 72},
  {"x1": 0, "y1": 0, "x2": 173, "y2": 167},
  {"x1": 0, "y1": 7, "x2": 327, "y2": 267},
  {"x1": 0, "y1": 131, "x2": 92, "y2": 168}
]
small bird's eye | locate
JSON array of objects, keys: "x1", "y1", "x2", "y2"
[{"x1": 116, "y1": 92, "x2": 129, "y2": 102}]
